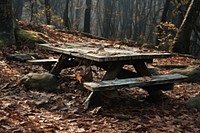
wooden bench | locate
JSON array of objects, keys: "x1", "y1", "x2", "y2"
[
  {"x1": 26, "y1": 58, "x2": 80, "y2": 72},
  {"x1": 26, "y1": 59, "x2": 58, "y2": 70},
  {"x1": 83, "y1": 73, "x2": 187, "y2": 92},
  {"x1": 26, "y1": 59, "x2": 58, "y2": 65}
]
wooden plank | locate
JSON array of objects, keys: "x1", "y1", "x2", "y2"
[
  {"x1": 26, "y1": 59, "x2": 58, "y2": 65},
  {"x1": 26, "y1": 59, "x2": 58, "y2": 70},
  {"x1": 83, "y1": 74, "x2": 187, "y2": 91},
  {"x1": 37, "y1": 43, "x2": 172, "y2": 62}
]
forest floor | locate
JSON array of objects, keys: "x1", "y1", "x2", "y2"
[{"x1": 0, "y1": 22, "x2": 200, "y2": 133}]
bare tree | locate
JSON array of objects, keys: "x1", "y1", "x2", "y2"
[
  {"x1": 172, "y1": 0, "x2": 200, "y2": 54},
  {"x1": 156, "y1": 0, "x2": 171, "y2": 45},
  {"x1": 63, "y1": 0, "x2": 71, "y2": 30},
  {"x1": 84, "y1": 0, "x2": 92, "y2": 33},
  {"x1": 0, "y1": 0, "x2": 16, "y2": 47},
  {"x1": 30, "y1": 0, "x2": 38, "y2": 22},
  {"x1": 102, "y1": 0, "x2": 113, "y2": 38},
  {"x1": 14, "y1": 0, "x2": 24, "y2": 20},
  {"x1": 44, "y1": 0, "x2": 51, "y2": 25}
]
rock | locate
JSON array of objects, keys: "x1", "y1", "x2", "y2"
[
  {"x1": 185, "y1": 93, "x2": 200, "y2": 108},
  {"x1": 6, "y1": 53, "x2": 41, "y2": 62},
  {"x1": 20, "y1": 72, "x2": 58, "y2": 91},
  {"x1": 169, "y1": 66, "x2": 200, "y2": 82}
]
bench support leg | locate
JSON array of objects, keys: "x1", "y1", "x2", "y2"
[
  {"x1": 42, "y1": 63, "x2": 54, "y2": 71},
  {"x1": 50, "y1": 55, "x2": 79, "y2": 76},
  {"x1": 146, "y1": 90, "x2": 163, "y2": 102},
  {"x1": 50, "y1": 55, "x2": 70, "y2": 76},
  {"x1": 84, "y1": 62, "x2": 124, "y2": 109},
  {"x1": 132, "y1": 60, "x2": 164, "y2": 101},
  {"x1": 84, "y1": 92, "x2": 102, "y2": 109}
]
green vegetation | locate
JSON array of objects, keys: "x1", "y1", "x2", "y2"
[{"x1": 16, "y1": 29, "x2": 48, "y2": 44}]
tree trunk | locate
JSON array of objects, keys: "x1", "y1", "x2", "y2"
[
  {"x1": 156, "y1": 0, "x2": 171, "y2": 45},
  {"x1": 0, "y1": 0, "x2": 16, "y2": 47},
  {"x1": 172, "y1": 0, "x2": 200, "y2": 54},
  {"x1": 84, "y1": 0, "x2": 92, "y2": 33},
  {"x1": 14, "y1": 0, "x2": 24, "y2": 20},
  {"x1": 44, "y1": 0, "x2": 51, "y2": 25},
  {"x1": 30, "y1": 0, "x2": 38, "y2": 23},
  {"x1": 102, "y1": 0, "x2": 112, "y2": 38},
  {"x1": 63, "y1": 0, "x2": 71, "y2": 30}
]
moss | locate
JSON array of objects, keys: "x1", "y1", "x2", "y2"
[
  {"x1": 170, "y1": 66, "x2": 200, "y2": 82},
  {"x1": 16, "y1": 29, "x2": 49, "y2": 44}
]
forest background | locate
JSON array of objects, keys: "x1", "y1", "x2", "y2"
[{"x1": 7, "y1": 0, "x2": 200, "y2": 56}]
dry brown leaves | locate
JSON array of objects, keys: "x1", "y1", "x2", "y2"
[{"x1": 0, "y1": 21, "x2": 200, "y2": 132}]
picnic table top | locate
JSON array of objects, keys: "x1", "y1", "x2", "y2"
[{"x1": 37, "y1": 42, "x2": 172, "y2": 62}]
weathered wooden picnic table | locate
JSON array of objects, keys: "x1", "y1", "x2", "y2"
[{"x1": 37, "y1": 42, "x2": 187, "y2": 109}]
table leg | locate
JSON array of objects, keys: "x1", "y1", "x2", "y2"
[
  {"x1": 50, "y1": 55, "x2": 69, "y2": 76},
  {"x1": 133, "y1": 60, "x2": 152, "y2": 76},
  {"x1": 132, "y1": 60, "x2": 163, "y2": 102},
  {"x1": 84, "y1": 62, "x2": 124, "y2": 109},
  {"x1": 116, "y1": 69, "x2": 140, "y2": 79}
]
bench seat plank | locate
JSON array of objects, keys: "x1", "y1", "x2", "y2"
[
  {"x1": 26, "y1": 59, "x2": 58, "y2": 65},
  {"x1": 83, "y1": 74, "x2": 187, "y2": 91}
]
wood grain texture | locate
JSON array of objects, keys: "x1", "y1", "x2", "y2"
[
  {"x1": 37, "y1": 43, "x2": 172, "y2": 62},
  {"x1": 26, "y1": 59, "x2": 58, "y2": 64},
  {"x1": 83, "y1": 74, "x2": 188, "y2": 91}
]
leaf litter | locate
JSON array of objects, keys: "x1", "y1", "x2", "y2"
[{"x1": 0, "y1": 21, "x2": 200, "y2": 132}]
